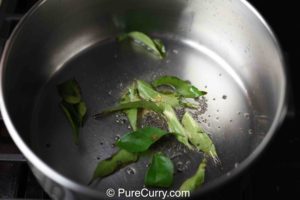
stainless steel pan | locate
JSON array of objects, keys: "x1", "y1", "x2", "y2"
[{"x1": 0, "y1": 0, "x2": 287, "y2": 199}]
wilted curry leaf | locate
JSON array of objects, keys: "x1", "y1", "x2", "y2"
[
  {"x1": 58, "y1": 79, "x2": 87, "y2": 144},
  {"x1": 152, "y1": 76, "x2": 207, "y2": 98},
  {"x1": 77, "y1": 101, "x2": 87, "y2": 126},
  {"x1": 179, "y1": 158, "x2": 207, "y2": 191},
  {"x1": 182, "y1": 112, "x2": 219, "y2": 163},
  {"x1": 90, "y1": 149, "x2": 138, "y2": 183},
  {"x1": 153, "y1": 39, "x2": 166, "y2": 57},
  {"x1": 179, "y1": 100, "x2": 198, "y2": 109},
  {"x1": 57, "y1": 79, "x2": 81, "y2": 104},
  {"x1": 117, "y1": 31, "x2": 166, "y2": 59},
  {"x1": 163, "y1": 105, "x2": 193, "y2": 150},
  {"x1": 94, "y1": 100, "x2": 163, "y2": 119},
  {"x1": 145, "y1": 152, "x2": 174, "y2": 188},
  {"x1": 136, "y1": 80, "x2": 180, "y2": 108},
  {"x1": 60, "y1": 101, "x2": 80, "y2": 144},
  {"x1": 121, "y1": 84, "x2": 140, "y2": 131},
  {"x1": 116, "y1": 127, "x2": 168, "y2": 153}
]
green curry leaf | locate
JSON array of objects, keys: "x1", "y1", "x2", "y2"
[
  {"x1": 77, "y1": 101, "x2": 87, "y2": 126},
  {"x1": 153, "y1": 39, "x2": 166, "y2": 57},
  {"x1": 94, "y1": 100, "x2": 163, "y2": 119},
  {"x1": 136, "y1": 80, "x2": 180, "y2": 108},
  {"x1": 90, "y1": 149, "x2": 138, "y2": 183},
  {"x1": 121, "y1": 84, "x2": 140, "y2": 131},
  {"x1": 152, "y1": 76, "x2": 207, "y2": 98},
  {"x1": 58, "y1": 79, "x2": 87, "y2": 144},
  {"x1": 117, "y1": 31, "x2": 166, "y2": 59},
  {"x1": 163, "y1": 104, "x2": 193, "y2": 150},
  {"x1": 179, "y1": 100, "x2": 199, "y2": 109},
  {"x1": 57, "y1": 79, "x2": 81, "y2": 104},
  {"x1": 60, "y1": 101, "x2": 80, "y2": 144},
  {"x1": 182, "y1": 112, "x2": 219, "y2": 163},
  {"x1": 125, "y1": 109, "x2": 138, "y2": 131},
  {"x1": 179, "y1": 158, "x2": 207, "y2": 191},
  {"x1": 116, "y1": 127, "x2": 168, "y2": 153},
  {"x1": 145, "y1": 152, "x2": 174, "y2": 188}
]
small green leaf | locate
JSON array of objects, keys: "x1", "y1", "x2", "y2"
[
  {"x1": 152, "y1": 76, "x2": 207, "y2": 98},
  {"x1": 94, "y1": 100, "x2": 163, "y2": 119},
  {"x1": 116, "y1": 127, "x2": 168, "y2": 152},
  {"x1": 117, "y1": 31, "x2": 166, "y2": 59},
  {"x1": 60, "y1": 101, "x2": 80, "y2": 144},
  {"x1": 179, "y1": 100, "x2": 199, "y2": 109},
  {"x1": 77, "y1": 101, "x2": 87, "y2": 126},
  {"x1": 90, "y1": 149, "x2": 138, "y2": 183},
  {"x1": 57, "y1": 79, "x2": 87, "y2": 144},
  {"x1": 125, "y1": 109, "x2": 138, "y2": 130},
  {"x1": 163, "y1": 105, "x2": 193, "y2": 150},
  {"x1": 57, "y1": 79, "x2": 81, "y2": 104},
  {"x1": 136, "y1": 80, "x2": 180, "y2": 108},
  {"x1": 179, "y1": 158, "x2": 207, "y2": 191},
  {"x1": 77, "y1": 101, "x2": 87, "y2": 117},
  {"x1": 121, "y1": 84, "x2": 140, "y2": 131},
  {"x1": 153, "y1": 39, "x2": 166, "y2": 58},
  {"x1": 145, "y1": 153, "x2": 174, "y2": 188},
  {"x1": 182, "y1": 112, "x2": 219, "y2": 163},
  {"x1": 124, "y1": 108, "x2": 138, "y2": 131}
]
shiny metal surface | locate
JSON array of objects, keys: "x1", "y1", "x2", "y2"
[{"x1": 0, "y1": 0, "x2": 286, "y2": 199}]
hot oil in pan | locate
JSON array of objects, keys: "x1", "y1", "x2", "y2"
[{"x1": 30, "y1": 37, "x2": 264, "y2": 190}]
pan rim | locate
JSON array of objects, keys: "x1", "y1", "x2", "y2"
[{"x1": 0, "y1": 0, "x2": 287, "y2": 198}]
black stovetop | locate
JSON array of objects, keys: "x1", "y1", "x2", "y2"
[{"x1": 0, "y1": 0, "x2": 299, "y2": 199}]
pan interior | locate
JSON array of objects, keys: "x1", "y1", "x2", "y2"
[{"x1": 30, "y1": 36, "x2": 266, "y2": 190}]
